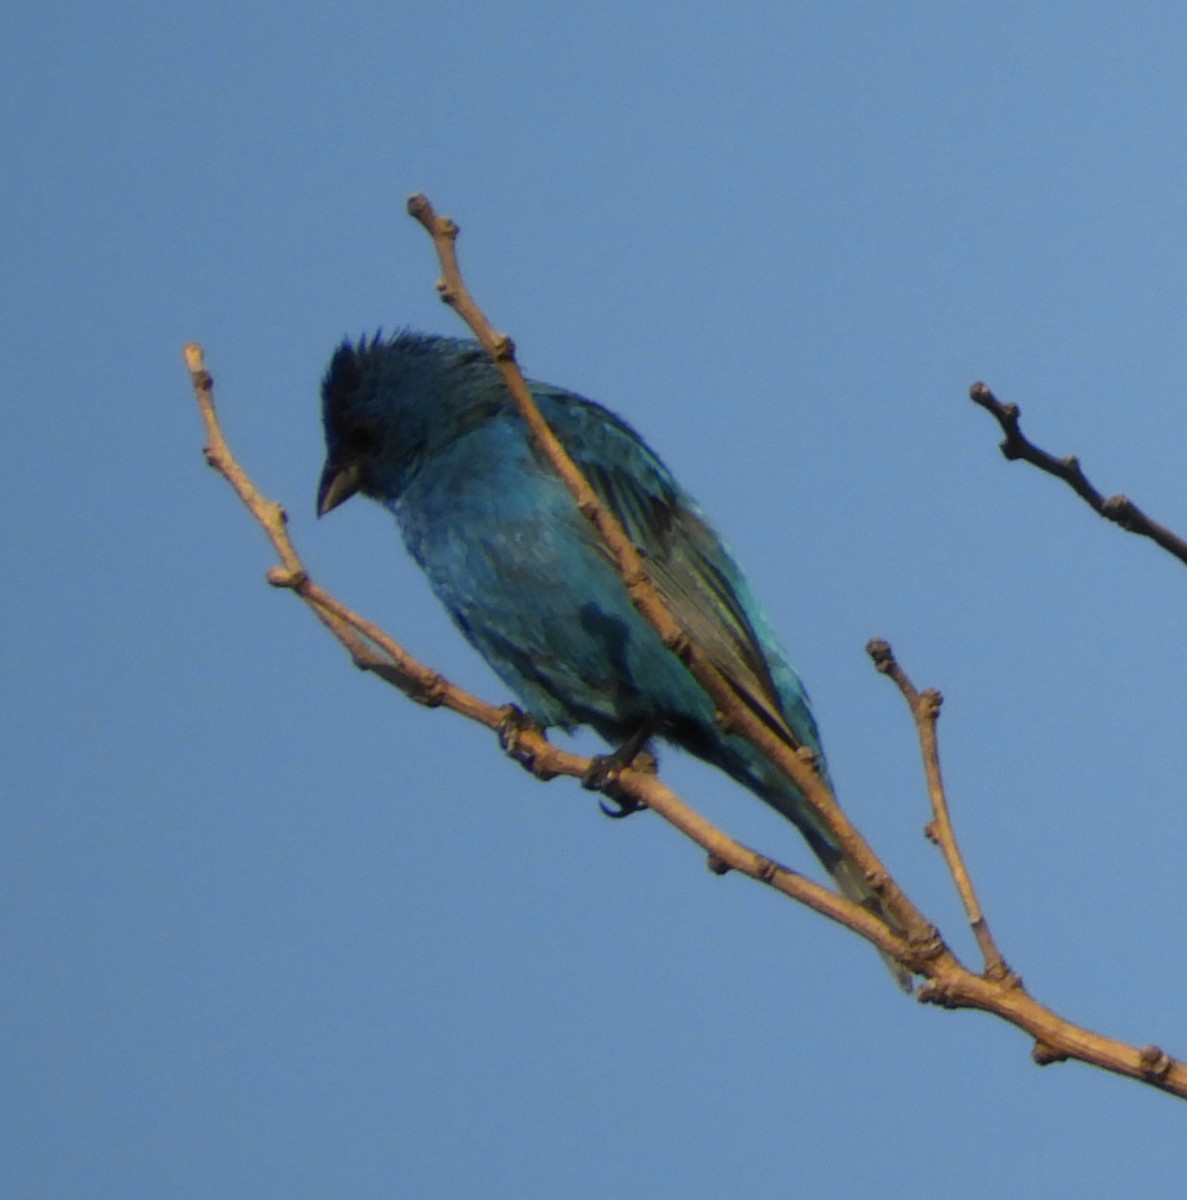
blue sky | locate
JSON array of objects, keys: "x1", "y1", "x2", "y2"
[{"x1": 5, "y1": 3, "x2": 1187, "y2": 1196}]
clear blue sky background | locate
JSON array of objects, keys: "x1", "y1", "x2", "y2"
[{"x1": 5, "y1": 4, "x2": 1186, "y2": 1196}]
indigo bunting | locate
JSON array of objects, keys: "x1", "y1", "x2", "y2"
[{"x1": 318, "y1": 331, "x2": 907, "y2": 984}]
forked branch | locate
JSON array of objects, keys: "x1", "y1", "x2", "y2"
[
  {"x1": 182, "y1": 343, "x2": 909, "y2": 960},
  {"x1": 406, "y1": 192, "x2": 932, "y2": 951},
  {"x1": 866, "y1": 639, "x2": 1010, "y2": 982},
  {"x1": 181, "y1": 205, "x2": 1187, "y2": 1101}
]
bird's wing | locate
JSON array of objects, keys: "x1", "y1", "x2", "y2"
[{"x1": 536, "y1": 389, "x2": 804, "y2": 750}]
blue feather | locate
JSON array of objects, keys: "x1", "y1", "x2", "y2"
[{"x1": 318, "y1": 330, "x2": 908, "y2": 986}]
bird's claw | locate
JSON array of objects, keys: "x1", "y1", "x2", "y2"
[
  {"x1": 497, "y1": 706, "x2": 555, "y2": 779},
  {"x1": 597, "y1": 792, "x2": 647, "y2": 819},
  {"x1": 582, "y1": 752, "x2": 647, "y2": 817},
  {"x1": 498, "y1": 705, "x2": 534, "y2": 752},
  {"x1": 582, "y1": 725, "x2": 655, "y2": 817}
]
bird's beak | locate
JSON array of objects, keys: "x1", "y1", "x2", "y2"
[{"x1": 317, "y1": 459, "x2": 364, "y2": 516}]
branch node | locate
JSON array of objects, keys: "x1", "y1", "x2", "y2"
[
  {"x1": 753, "y1": 855, "x2": 780, "y2": 884},
  {"x1": 862, "y1": 865, "x2": 892, "y2": 895},
  {"x1": 983, "y1": 961, "x2": 1023, "y2": 989},
  {"x1": 413, "y1": 670, "x2": 447, "y2": 708},
  {"x1": 706, "y1": 852, "x2": 732, "y2": 876},
  {"x1": 266, "y1": 566, "x2": 308, "y2": 590},
  {"x1": 907, "y1": 926, "x2": 947, "y2": 964},
  {"x1": 866, "y1": 638, "x2": 894, "y2": 673},
  {"x1": 664, "y1": 628, "x2": 694, "y2": 662},
  {"x1": 491, "y1": 334, "x2": 516, "y2": 362},
  {"x1": 916, "y1": 978, "x2": 962, "y2": 1009},
  {"x1": 1102, "y1": 494, "x2": 1136, "y2": 527},
  {"x1": 1032, "y1": 1040, "x2": 1069, "y2": 1066},
  {"x1": 1139, "y1": 1045, "x2": 1174, "y2": 1081},
  {"x1": 795, "y1": 745, "x2": 821, "y2": 774},
  {"x1": 406, "y1": 192, "x2": 431, "y2": 221}
]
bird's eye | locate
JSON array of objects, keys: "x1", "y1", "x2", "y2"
[{"x1": 345, "y1": 424, "x2": 380, "y2": 456}]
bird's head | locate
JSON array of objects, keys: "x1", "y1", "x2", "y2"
[
  {"x1": 317, "y1": 330, "x2": 500, "y2": 516},
  {"x1": 316, "y1": 334, "x2": 387, "y2": 515}
]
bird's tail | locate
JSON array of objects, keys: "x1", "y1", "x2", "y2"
[
  {"x1": 756, "y1": 776, "x2": 914, "y2": 991},
  {"x1": 821, "y1": 846, "x2": 914, "y2": 991},
  {"x1": 713, "y1": 746, "x2": 914, "y2": 989}
]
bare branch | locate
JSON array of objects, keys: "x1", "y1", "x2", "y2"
[
  {"x1": 866, "y1": 639, "x2": 1011, "y2": 981},
  {"x1": 969, "y1": 381, "x2": 1187, "y2": 565},
  {"x1": 181, "y1": 342, "x2": 907, "y2": 962},
  {"x1": 406, "y1": 193, "x2": 933, "y2": 950},
  {"x1": 182, "y1": 220, "x2": 1187, "y2": 1101}
]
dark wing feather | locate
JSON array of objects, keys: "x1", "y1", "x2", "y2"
[{"x1": 538, "y1": 390, "x2": 802, "y2": 749}]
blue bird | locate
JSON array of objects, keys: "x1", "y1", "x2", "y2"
[{"x1": 318, "y1": 331, "x2": 908, "y2": 985}]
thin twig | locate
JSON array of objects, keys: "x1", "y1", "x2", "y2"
[
  {"x1": 398, "y1": 202, "x2": 1187, "y2": 1095},
  {"x1": 866, "y1": 639, "x2": 1011, "y2": 981},
  {"x1": 180, "y1": 342, "x2": 907, "y2": 961},
  {"x1": 406, "y1": 193, "x2": 933, "y2": 951},
  {"x1": 182, "y1": 232, "x2": 1187, "y2": 1099},
  {"x1": 969, "y1": 381, "x2": 1187, "y2": 565}
]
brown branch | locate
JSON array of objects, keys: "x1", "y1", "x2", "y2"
[
  {"x1": 969, "y1": 381, "x2": 1187, "y2": 565},
  {"x1": 866, "y1": 639, "x2": 1010, "y2": 981},
  {"x1": 857, "y1": 639, "x2": 1187, "y2": 1096},
  {"x1": 406, "y1": 193, "x2": 933, "y2": 953},
  {"x1": 182, "y1": 220, "x2": 1187, "y2": 1100},
  {"x1": 181, "y1": 342, "x2": 904, "y2": 961}
]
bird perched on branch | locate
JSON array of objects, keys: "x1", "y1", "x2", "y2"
[{"x1": 318, "y1": 330, "x2": 908, "y2": 986}]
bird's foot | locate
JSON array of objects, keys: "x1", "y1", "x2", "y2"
[
  {"x1": 497, "y1": 706, "x2": 556, "y2": 780},
  {"x1": 583, "y1": 722, "x2": 656, "y2": 818},
  {"x1": 593, "y1": 786, "x2": 647, "y2": 819}
]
